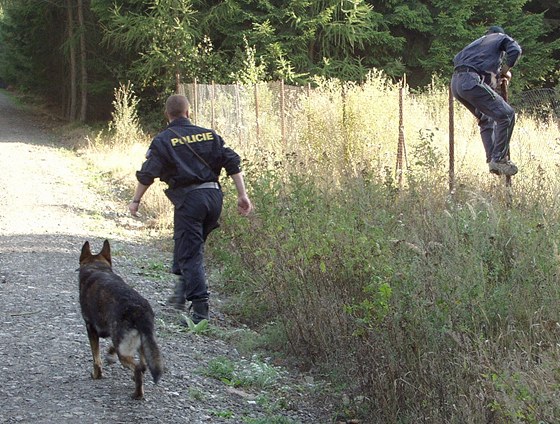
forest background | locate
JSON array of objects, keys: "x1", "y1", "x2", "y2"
[
  {"x1": 2, "y1": 1, "x2": 560, "y2": 423},
  {"x1": 0, "y1": 0, "x2": 559, "y2": 123}
]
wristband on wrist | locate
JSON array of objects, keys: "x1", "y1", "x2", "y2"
[{"x1": 131, "y1": 199, "x2": 140, "y2": 204}]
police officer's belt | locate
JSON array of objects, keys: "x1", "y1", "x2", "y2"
[
  {"x1": 164, "y1": 182, "x2": 220, "y2": 207},
  {"x1": 185, "y1": 181, "x2": 220, "y2": 192},
  {"x1": 454, "y1": 65, "x2": 480, "y2": 74}
]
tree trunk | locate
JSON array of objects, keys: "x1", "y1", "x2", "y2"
[
  {"x1": 175, "y1": 70, "x2": 181, "y2": 94},
  {"x1": 66, "y1": 0, "x2": 77, "y2": 121},
  {"x1": 77, "y1": 0, "x2": 87, "y2": 122}
]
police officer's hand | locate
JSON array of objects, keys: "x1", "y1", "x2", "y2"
[
  {"x1": 129, "y1": 200, "x2": 140, "y2": 217},
  {"x1": 237, "y1": 195, "x2": 253, "y2": 216},
  {"x1": 500, "y1": 70, "x2": 512, "y2": 85},
  {"x1": 499, "y1": 64, "x2": 512, "y2": 84}
]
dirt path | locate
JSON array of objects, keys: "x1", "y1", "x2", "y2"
[{"x1": 0, "y1": 91, "x2": 332, "y2": 424}]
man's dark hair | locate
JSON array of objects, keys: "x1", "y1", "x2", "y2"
[
  {"x1": 165, "y1": 95, "x2": 190, "y2": 119},
  {"x1": 486, "y1": 25, "x2": 505, "y2": 35}
]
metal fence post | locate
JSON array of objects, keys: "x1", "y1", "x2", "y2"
[
  {"x1": 449, "y1": 83, "x2": 455, "y2": 193},
  {"x1": 211, "y1": 80, "x2": 215, "y2": 129},
  {"x1": 254, "y1": 83, "x2": 260, "y2": 140},
  {"x1": 193, "y1": 78, "x2": 198, "y2": 125},
  {"x1": 396, "y1": 77, "x2": 406, "y2": 188},
  {"x1": 280, "y1": 79, "x2": 286, "y2": 144}
]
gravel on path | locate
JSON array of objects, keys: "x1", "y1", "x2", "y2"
[{"x1": 0, "y1": 91, "x2": 333, "y2": 424}]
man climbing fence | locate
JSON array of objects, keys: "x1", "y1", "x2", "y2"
[{"x1": 450, "y1": 25, "x2": 522, "y2": 177}]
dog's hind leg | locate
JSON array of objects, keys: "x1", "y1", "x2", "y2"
[
  {"x1": 133, "y1": 362, "x2": 145, "y2": 400},
  {"x1": 86, "y1": 324, "x2": 103, "y2": 379},
  {"x1": 133, "y1": 347, "x2": 149, "y2": 400},
  {"x1": 116, "y1": 330, "x2": 146, "y2": 399},
  {"x1": 118, "y1": 354, "x2": 146, "y2": 399}
]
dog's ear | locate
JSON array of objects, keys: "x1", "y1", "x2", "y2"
[
  {"x1": 79, "y1": 241, "x2": 91, "y2": 263},
  {"x1": 100, "y1": 239, "x2": 112, "y2": 266}
]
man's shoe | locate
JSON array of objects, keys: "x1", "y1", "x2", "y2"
[
  {"x1": 190, "y1": 298, "x2": 209, "y2": 324},
  {"x1": 166, "y1": 279, "x2": 187, "y2": 310},
  {"x1": 166, "y1": 294, "x2": 186, "y2": 311},
  {"x1": 489, "y1": 159, "x2": 518, "y2": 176}
]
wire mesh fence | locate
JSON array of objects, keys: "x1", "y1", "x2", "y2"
[
  {"x1": 181, "y1": 81, "x2": 558, "y2": 143},
  {"x1": 516, "y1": 88, "x2": 560, "y2": 119},
  {"x1": 182, "y1": 81, "x2": 311, "y2": 152},
  {"x1": 179, "y1": 80, "x2": 559, "y2": 191}
]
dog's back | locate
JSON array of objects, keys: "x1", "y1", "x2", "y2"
[
  {"x1": 79, "y1": 263, "x2": 154, "y2": 338},
  {"x1": 79, "y1": 240, "x2": 163, "y2": 398}
]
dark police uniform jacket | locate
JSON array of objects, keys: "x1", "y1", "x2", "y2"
[
  {"x1": 136, "y1": 117, "x2": 242, "y2": 206},
  {"x1": 453, "y1": 32, "x2": 522, "y2": 88}
]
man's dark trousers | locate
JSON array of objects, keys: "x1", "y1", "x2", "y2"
[
  {"x1": 173, "y1": 188, "x2": 223, "y2": 301},
  {"x1": 451, "y1": 69, "x2": 515, "y2": 163}
]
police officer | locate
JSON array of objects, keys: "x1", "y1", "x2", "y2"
[
  {"x1": 451, "y1": 25, "x2": 522, "y2": 176},
  {"x1": 129, "y1": 94, "x2": 253, "y2": 323}
]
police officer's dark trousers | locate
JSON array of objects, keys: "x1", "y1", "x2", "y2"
[
  {"x1": 173, "y1": 188, "x2": 223, "y2": 310},
  {"x1": 451, "y1": 70, "x2": 515, "y2": 163}
]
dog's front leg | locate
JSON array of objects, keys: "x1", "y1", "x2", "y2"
[
  {"x1": 86, "y1": 324, "x2": 103, "y2": 379},
  {"x1": 105, "y1": 345, "x2": 118, "y2": 364}
]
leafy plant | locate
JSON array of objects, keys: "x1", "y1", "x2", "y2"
[
  {"x1": 204, "y1": 356, "x2": 282, "y2": 389},
  {"x1": 107, "y1": 82, "x2": 144, "y2": 147},
  {"x1": 242, "y1": 416, "x2": 297, "y2": 424},
  {"x1": 210, "y1": 409, "x2": 235, "y2": 418},
  {"x1": 180, "y1": 316, "x2": 209, "y2": 334}
]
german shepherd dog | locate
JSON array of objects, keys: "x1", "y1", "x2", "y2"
[{"x1": 78, "y1": 240, "x2": 163, "y2": 399}]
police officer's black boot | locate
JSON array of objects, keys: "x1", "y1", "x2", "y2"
[
  {"x1": 167, "y1": 278, "x2": 187, "y2": 310},
  {"x1": 190, "y1": 297, "x2": 209, "y2": 324}
]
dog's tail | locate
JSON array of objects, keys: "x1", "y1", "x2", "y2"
[{"x1": 141, "y1": 332, "x2": 163, "y2": 384}]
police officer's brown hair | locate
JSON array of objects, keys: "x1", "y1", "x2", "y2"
[{"x1": 165, "y1": 95, "x2": 190, "y2": 119}]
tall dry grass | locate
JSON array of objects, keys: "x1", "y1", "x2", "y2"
[
  {"x1": 82, "y1": 83, "x2": 173, "y2": 231},
  {"x1": 85, "y1": 75, "x2": 560, "y2": 423}
]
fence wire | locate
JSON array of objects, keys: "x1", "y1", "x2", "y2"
[
  {"x1": 516, "y1": 88, "x2": 560, "y2": 119},
  {"x1": 179, "y1": 81, "x2": 559, "y2": 190},
  {"x1": 182, "y1": 82, "x2": 558, "y2": 144}
]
